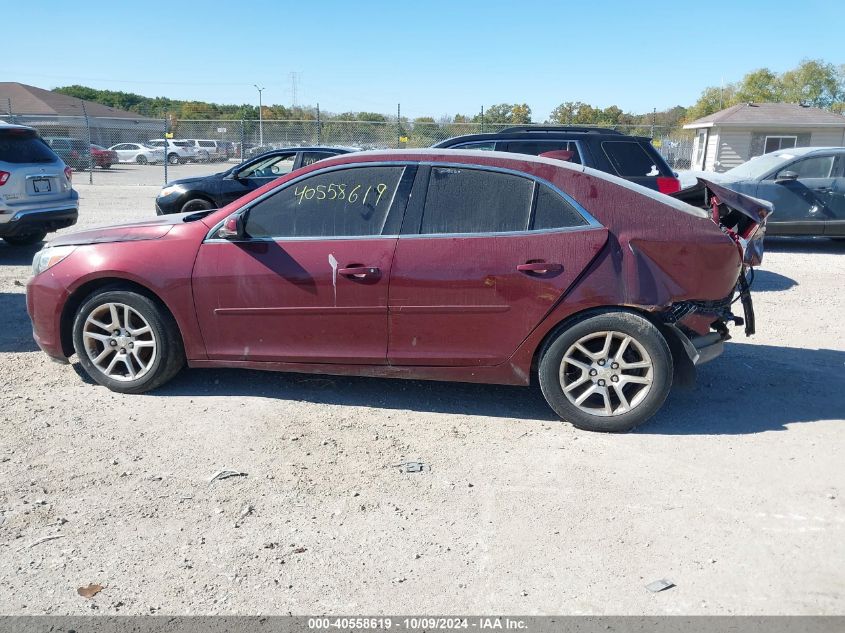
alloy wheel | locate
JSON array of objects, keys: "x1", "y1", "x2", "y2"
[
  {"x1": 82, "y1": 302, "x2": 157, "y2": 381},
  {"x1": 559, "y1": 330, "x2": 654, "y2": 417}
]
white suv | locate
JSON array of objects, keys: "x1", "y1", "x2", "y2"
[
  {"x1": 147, "y1": 139, "x2": 200, "y2": 165},
  {"x1": 184, "y1": 139, "x2": 227, "y2": 162}
]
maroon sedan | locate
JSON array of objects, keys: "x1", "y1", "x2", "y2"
[
  {"x1": 27, "y1": 150, "x2": 769, "y2": 432},
  {"x1": 90, "y1": 145, "x2": 118, "y2": 169}
]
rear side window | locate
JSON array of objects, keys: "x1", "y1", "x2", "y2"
[
  {"x1": 244, "y1": 166, "x2": 405, "y2": 238},
  {"x1": 453, "y1": 141, "x2": 495, "y2": 151},
  {"x1": 300, "y1": 151, "x2": 334, "y2": 166},
  {"x1": 420, "y1": 167, "x2": 533, "y2": 234},
  {"x1": 532, "y1": 184, "x2": 588, "y2": 230},
  {"x1": 0, "y1": 131, "x2": 57, "y2": 164},
  {"x1": 506, "y1": 141, "x2": 582, "y2": 165},
  {"x1": 602, "y1": 141, "x2": 661, "y2": 177}
]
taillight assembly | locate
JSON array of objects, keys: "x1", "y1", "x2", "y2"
[
  {"x1": 656, "y1": 176, "x2": 681, "y2": 194},
  {"x1": 64, "y1": 166, "x2": 73, "y2": 182},
  {"x1": 0, "y1": 171, "x2": 9, "y2": 186}
]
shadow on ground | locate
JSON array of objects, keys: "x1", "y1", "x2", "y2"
[
  {"x1": 131, "y1": 342, "x2": 843, "y2": 434},
  {"x1": 0, "y1": 242, "x2": 43, "y2": 266},
  {"x1": 751, "y1": 269, "x2": 797, "y2": 292},
  {"x1": 0, "y1": 292, "x2": 38, "y2": 352}
]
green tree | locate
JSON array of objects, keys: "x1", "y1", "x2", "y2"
[
  {"x1": 781, "y1": 58, "x2": 841, "y2": 108},
  {"x1": 735, "y1": 68, "x2": 783, "y2": 103}
]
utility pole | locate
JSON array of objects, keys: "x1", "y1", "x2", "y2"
[
  {"x1": 289, "y1": 72, "x2": 300, "y2": 108},
  {"x1": 254, "y1": 84, "x2": 265, "y2": 146},
  {"x1": 651, "y1": 107, "x2": 656, "y2": 139},
  {"x1": 480, "y1": 105, "x2": 484, "y2": 133},
  {"x1": 397, "y1": 103, "x2": 401, "y2": 148}
]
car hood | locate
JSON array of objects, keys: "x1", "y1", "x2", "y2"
[
  {"x1": 162, "y1": 175, "x2": 211, "y2": 188},
  {"x1": 47, "y1": 212, "x2": 205, "y2": 247}
]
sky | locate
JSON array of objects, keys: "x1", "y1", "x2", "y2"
[{"x1": 7, "y1": 0, "x2": 845, "y2": 120}]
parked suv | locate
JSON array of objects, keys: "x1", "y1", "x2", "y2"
[
  {"x1": 184, "y1": 139, "x2": 227, "y2": 162},
  {"x1": 433, "y1": 126, "x2": 681, "y2": 193},
  {"x1": 0, "y1": 124, "x2": 78, "y2": 245},
  {"x1": 147, "y1": 139, "x2": 200, "y2": 165},
  {"x1": 42, "y1": 137, "x2": 91, "y2": 170}
]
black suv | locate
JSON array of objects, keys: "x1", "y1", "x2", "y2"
[{"x1": 433, "y1": 126, "x2": 680, "y2": 193}]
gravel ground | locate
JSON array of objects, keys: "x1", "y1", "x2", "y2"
[{"x1": 0, "y1": 182, "x2": 843, "y2": 615}]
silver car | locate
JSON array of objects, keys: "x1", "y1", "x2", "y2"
[{"x1": 0, "y1": 123, "x2": 79, "y2": 245}]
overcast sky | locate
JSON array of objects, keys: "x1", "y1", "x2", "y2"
[{"x1": 8, "y1": 0, "x2": 844, "y2": 119}]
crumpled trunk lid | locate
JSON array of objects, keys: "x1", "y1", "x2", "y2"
[{"x1": 671, "y1": 178, "x2": 772, "y2": 267}]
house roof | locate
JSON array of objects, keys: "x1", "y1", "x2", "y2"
[
  {"x1": 0, "y1": 82, "x2": 154, "y2": 120},
  {"x1": 683, "y1": 102, "x2": 845, "y2": 129}
]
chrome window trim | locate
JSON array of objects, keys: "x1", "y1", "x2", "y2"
[{"x1": 203, "y1": 160, "x2": 603, "y2": 243}]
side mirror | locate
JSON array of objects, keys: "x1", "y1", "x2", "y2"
[
  {"x1": 217, "y1": 214, "x2": 245, "y2": 240},
  {"x1": 775, "y1": 170, "x2": 798, "y2": 183}
]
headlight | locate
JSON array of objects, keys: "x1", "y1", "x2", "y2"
[
  {"x1": 159, "y1": 184, "x2": 183, "y2": 197},
  {"x1": 32, "y1": 246, "x2": 77, "y2": 276}
]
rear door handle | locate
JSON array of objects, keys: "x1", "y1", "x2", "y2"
[
  {"x1": 517, "y1": 262, "x2": 562, "y2": 275},
  {"x1": 338, "y1": 266, "x2": 380, "y2": 278}
]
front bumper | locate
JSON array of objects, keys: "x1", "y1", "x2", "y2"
[
  {"x1": 0, "y1": 205, "x2": 79, "y2": 238},
  {"x1": 27, "y1": 271, "x2": 71, "y2": 361}
]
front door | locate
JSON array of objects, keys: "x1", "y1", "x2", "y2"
[
  {"x1": 219, "y1": 151, "x2": 299, "y2": 207},
  {"x1": 193, "y1": 164, "x2": 413, "y2": 364},
  {"x1": 759, "y1": 153, "x2": 839, "y2": 235},
  {"x1": 388, "y1": 166, "x2": 607, "y2": 366}
]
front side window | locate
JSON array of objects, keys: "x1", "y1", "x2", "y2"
[
  {"x1": 420, "y1": 167, "x2": 533, "y2": 234},
  {"x1": 240, "y1": 153, "x2": 296, "y2": 178},
  {"x1": 781, "y1": 155, "x2": 835, "y2": 179},
  {"x1": 602, "y1": 141, "x2": 661, "y2": 177},
  {"x1": 244, "y1": 166, "x2": 406, "y2": 238}
]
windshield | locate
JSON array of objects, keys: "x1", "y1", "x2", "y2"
[{"x1": 723, "y1": 152, "x2": 796, "y2": 180}]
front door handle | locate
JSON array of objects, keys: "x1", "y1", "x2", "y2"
[
  {"x1": 338, "y1": 266, "x2": 380, "y2": 279},
  {"x1": 517, "y1": 262, "x2": 562, "y2": 275}
]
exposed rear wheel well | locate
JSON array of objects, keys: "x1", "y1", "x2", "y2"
[
  {"x1": 60, "y1": 278, "x2": 184, "y2": 358},
  {"x1": 528, "y1": 305, "x2": 695, "y2": 387}
]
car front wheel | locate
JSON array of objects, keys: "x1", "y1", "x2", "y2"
[
  {"x1": 538, "y1": 310, "x2": 673, "y2": 432},
  {"x1": 72, "y1": 289, "x2": 185, "y2": 394}
]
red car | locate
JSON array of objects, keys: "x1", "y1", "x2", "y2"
[
  {"x1": 90, "y1": 145, "x2": 118, "y2": 169},
  {"x1": 26, "y1": 150, "x2": 770, "y2": 432}
]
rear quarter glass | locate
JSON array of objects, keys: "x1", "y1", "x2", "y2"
[
  {"x1": 601, "y1": 141, "x2": 670, "y2": 178},
  {"x1": 0, "y1": 131, "x2": 59, "y2": 163}
]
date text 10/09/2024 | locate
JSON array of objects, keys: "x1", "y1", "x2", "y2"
[{"x1": 307, "y1": 618, "x2": 528, "y2": 630}]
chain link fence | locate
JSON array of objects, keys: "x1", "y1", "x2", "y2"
[{"x1": 2, "y1": 102, "x2": 694, "y2": 186}]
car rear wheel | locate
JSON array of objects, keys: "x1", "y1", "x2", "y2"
[
  {"x1": 538, "y1": 310, "x2": 673, "y2": 432},
  {"x1": 3, "y1": 231, "x2": 47, "y2": 246},
  {"x1": 72, "y1": 289, "x2": 185, "y2": 394},
  {"x1": 180, "y1": 198, "x2": 214, "y2": 213},
  {"x1": 136, "y1": 155, "x2": 148, "y2": 165}
]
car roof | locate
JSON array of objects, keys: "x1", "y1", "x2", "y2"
[
  {"x1": 763, "y1": 146, "x2": 845, "y2": 157},
  {"x1": 0, "y1": 122, "x2": 37, "y2": 132},
  {"x1": 321, "y1": 148, "x2": 708, "y2": 218},
  {"x1": 434, "y1": 126, "x2": 651, "y2": 146}
]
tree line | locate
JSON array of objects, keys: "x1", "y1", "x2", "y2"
[{"x1": 53, "y1": 58, "x2": 844, "y2": 133}]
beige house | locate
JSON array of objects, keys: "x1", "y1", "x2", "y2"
[{"x1": 683, "y1": 102, "x2": 845, "y2": 172}]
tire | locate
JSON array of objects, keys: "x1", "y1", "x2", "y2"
[
  {"x1": 538, "y1": 310, "x2": 673, "y2": 432},
  {"x1": 72, "y1": 288, "x2": 185, "y2": 394},
  {"x1": 168, "y1": 153, "x2": 180, "y2": 165},
  {"x1": 180, "y1": 198, "x2": 214, "y2": 213},
  {"x1": 3, "y1": 231, "x2": 47, "y2": 246},
  {"x1": 200, "y1": 151, "x2": 210, "y2": 163},
  {"x1": 102, "y1": 164, "x2": 112, "y2": 169},
  {"x1": 136, "y1": 155, "x2": 148, "y2": 165}
]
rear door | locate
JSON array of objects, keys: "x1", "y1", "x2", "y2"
[
  {"x1": 193, "y1": 163, "x2": 414, "y2": 364},
  {"x1": 823, "y1": 153, "x2": 845, "y2": 236},
  {"x1": 387, "y1": 165, "x2": 608, "y2": 366}
]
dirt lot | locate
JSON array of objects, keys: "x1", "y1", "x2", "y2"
[{"x1": 0, "y1": 182, "x2": 843, "y2": 615}]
